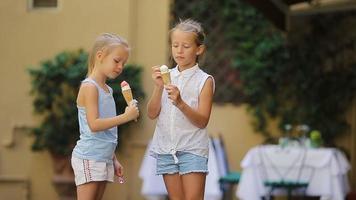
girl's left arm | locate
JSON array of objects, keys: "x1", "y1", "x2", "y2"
[{"x1": 165, "y1": 77, "x2": 214, "y2": 129}]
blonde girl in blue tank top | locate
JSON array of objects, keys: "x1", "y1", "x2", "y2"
[
  {"x1": 147, "y1": 19, "x2": 215, "y2": 200},
  {"x1": 71, "y1": 33, "x2": 139, "y2": 200}
]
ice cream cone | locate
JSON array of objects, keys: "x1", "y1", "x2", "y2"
[
  {"x1": 122, "y1": 89, "x2": 133, "y2": 105},
  {"x1": 160, "y1": 65, "x2": 171, "y2": 85},
  {"x1": 161, "y1": 72, "x2": 171, "y2": 85},
  {"x1": 121, "y1": 81, "x2": 133, "y2": 105},
  {"x1": 121, "y1": 81, "x2": 137, "y2": 122}
]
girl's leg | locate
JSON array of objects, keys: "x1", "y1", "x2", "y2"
[
  {"x1": 163, "y1": 173, "x2": 185, "y2": 200},
  {"x1": 95, "y1": 181, "x2": 107, "y2": 200},
  {"x1": 77, "y1": 182, "x2": 101, "y2": 200},
  {"x1": 181, "y1": 172, "x2": 207, "y2": 200}
]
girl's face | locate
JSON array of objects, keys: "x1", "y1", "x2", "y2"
[
  {"x1": 171, "y1": 29, "x2": 204, "y2": 69},
  {"x1": 96, "y1": 45, "x2": 129, "y2": 79}
]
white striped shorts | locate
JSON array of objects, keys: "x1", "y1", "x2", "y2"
[{"x1": 71, "y1": 156, "x2": 114, "y2": 186}]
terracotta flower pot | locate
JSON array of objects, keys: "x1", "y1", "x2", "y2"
[{"x1": 51, "y1": 154, "x2": 76, "y2": 200}]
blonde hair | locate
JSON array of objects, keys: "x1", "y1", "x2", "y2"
[
  {"x1": 87, "y1": 33, "x2": 130, "y2": 75},
  {"x1": 170, "y1": 19, "x2": 206, "y2": 64}
]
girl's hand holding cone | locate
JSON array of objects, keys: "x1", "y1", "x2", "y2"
[
  {"x1": 165, "y1": 84, "x2": 183, "y2": 107},
  {"x1": 151, "y1": 66, "x2": 164, "y2": 88}
]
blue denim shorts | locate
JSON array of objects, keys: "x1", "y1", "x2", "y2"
[{"x1": 156, "y1": 151, "x2": 208, "y2": 175}]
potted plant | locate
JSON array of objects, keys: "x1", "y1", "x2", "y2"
[{"x1": 28, "y1": 49, "x2": 144, "y2": 199}]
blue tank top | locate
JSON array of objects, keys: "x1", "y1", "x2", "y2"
[{"x1": 72, "y1": 78, "x2": 118, "y2": 163}]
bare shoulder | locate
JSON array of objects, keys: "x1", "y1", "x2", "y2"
[
  {"x1": 80, "y1": 82, "x2": 98, "y2": 97},
  {"x1": 80, "y1": 82, "x2": 97, "y2": 92},
  {"x1": 199, "y1": 77, "x2": 214, "y2": 102},
  {"x1": 202, "y1": 77, "x2": 214, "y2": 92},
  {"x1": 77, "y1": 82, "x2": 98, "y2": 106},
  {"x1": 205, "y1": 77, "x2": 214, "y2": 86}
]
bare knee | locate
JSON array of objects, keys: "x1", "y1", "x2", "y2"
[
  {"x1": 166, "y1": 190, "x2": 185, "y2": 200},
  {"x1": 184, "y1": 193, "x2": 204, "y2": 200},
  {"x1": 169, "y1": 196, "x2": 185, "y2": 200},
  {"x1": 183, "y1": 182, "x2": 205, "y2": 200}
]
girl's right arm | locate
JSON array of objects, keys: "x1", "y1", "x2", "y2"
[
  {"x1": 147, "y1": 66, "x2": 164, "y2": 119},
  {"x1": 81, "y1": 83, "x2": 139, "y2": 132}
]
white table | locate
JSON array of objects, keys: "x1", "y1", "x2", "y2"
[{"x1": 237, "y1": 145, "x2": 350, "y2": 200}]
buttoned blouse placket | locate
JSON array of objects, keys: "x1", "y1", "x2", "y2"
[{"x1": 169, "y1": 68, "x2": 198, "y2": 164}]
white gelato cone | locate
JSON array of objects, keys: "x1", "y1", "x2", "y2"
[{"x1": 160, "y1": 65, "x2": 171, "y2": 85}]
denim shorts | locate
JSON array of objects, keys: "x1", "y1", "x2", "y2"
[{"x1": 156, "y1": 151, "x2": 208, "y2": 175}]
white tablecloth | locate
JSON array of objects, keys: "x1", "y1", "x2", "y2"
[
  {"x1": 139, "y1": 140, "x2": 222, "y2": 200},
  {"x1": 237, "y1": 145, "x2": 350, "y2": 200}
]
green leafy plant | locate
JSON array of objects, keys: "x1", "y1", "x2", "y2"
[
  {"x1": 236, "y1": 12, "x2": 356, "y2": 145},
  {"x1": 28, "y1": 49, "x2": 144, "y2": 156},
  {"x1": 172, "y1": 0, "x2": 356, "y2": 144}
]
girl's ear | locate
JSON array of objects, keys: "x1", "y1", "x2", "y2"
[
  {"x1": 96, "y1": 50, "x2": 104, "y2": 62},
  {"x1": 196, "y1": 45, "x2": 205, "y2": 56}
]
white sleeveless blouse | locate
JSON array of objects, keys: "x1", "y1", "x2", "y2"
[{"x1": 150, "y1": 64, "x2": 215, "y2": 162}]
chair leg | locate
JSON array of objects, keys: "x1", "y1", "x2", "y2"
[
  {"x1": 301, "y1": 187, "x2": 307, "y2": 200},
  {"x1": 264, "y1": 187, "x2": 274, "y2": 200},
  {"x1": 226, "y1": 184, "x2": 233, "y2": 200},
  {"x1": 221, "y1": 183, "x2": 234, "y2": 200},
  {"x1": 287, "y1": 188, "x2": 292, "y2": 200}
]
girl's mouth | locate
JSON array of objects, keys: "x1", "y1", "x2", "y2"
[
  {"x1": 113, "y1": 71, "x2": 121, "y2": 75},
  {"x1": 175, "y1": 56, "x2": 184, "y2": 60}
]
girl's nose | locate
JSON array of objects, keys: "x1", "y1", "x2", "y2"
[{"x1": 177, "y1": 46, "x2": 183, "y2": 53}]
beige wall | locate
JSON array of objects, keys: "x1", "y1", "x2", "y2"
[
  {"x1": 0, "y1": 0, "x2": 354, "y2": 200},
  {"x1": 0, "y1": 0, "x2": 170, "y2": 199}
]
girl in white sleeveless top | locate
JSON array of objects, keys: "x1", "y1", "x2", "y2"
[{"x1": 147, "y1": 19, "x2": 215, "y2": 200}]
